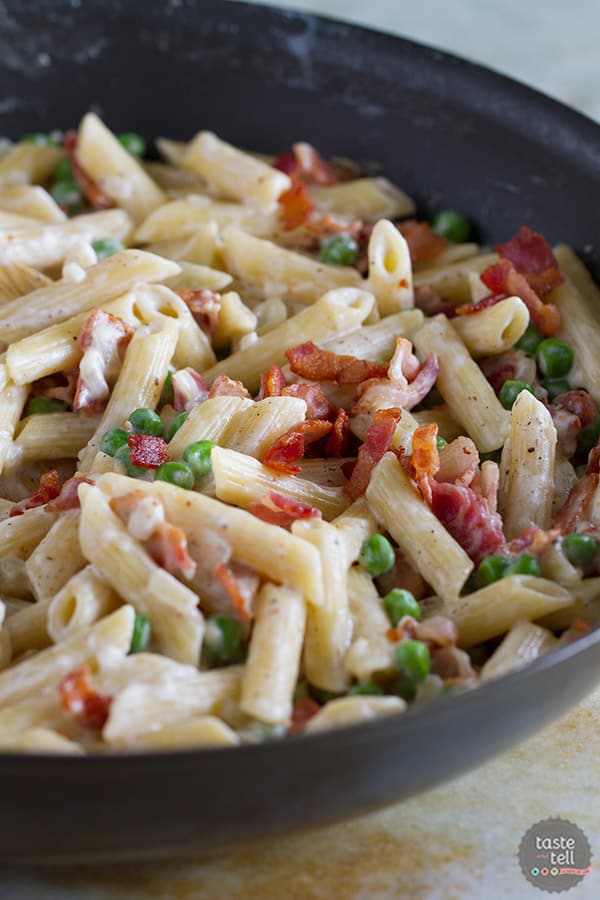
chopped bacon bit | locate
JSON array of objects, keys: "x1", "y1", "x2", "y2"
[
  {"x1": 455, "y1": 294, "x2": 506, "y2": 315},
  {"x1": 145, "y1": 521, "x2": 197, "y2": 580},
  {"x1": 207, "y1": 375, "x2": 252, "y2": 399},
  {"x1": 553, "y1": 473, "x2": 599, "y2": 533},
  {"x1": 508, "y1": 525, "x2": 560, "y2": 556},
  {"x1": 496, "y1": 226, "x2": 564, "y2": 297},
  {"x1": 292, "y1": 142, "x2": 340, "y2": 186},
  {"x1": 263, "y1": 419, "x2": 333, "y2": 474},
  {"x1": 9, "y1": 470, "x2": 61, "y2": 517},
  {"x1": 345, "y1": 409, "x2": 401, "y2": 501},
  {"x1": 409, "y1": 424, "x2": 440, "y2": 504},
  {"x1": 172, "y1": 367, "x2": 209, "y2": 412},
  {"x1": 74, "y1": 309, "x2": 133, "y2": 413},
  {"x1": 274, "y1": 149, "x2": 299, "y2": 176},
  {"x1": 414, "y1": 284, "x2": 457, "y2": 318},
  {"x1": 304, "y1": 215, "x2": 363, "y2": 240},
  {"x1": 481, "y1": 259, "x2": 560, "y2": 336},
  {"x1": 587, "y1": 445, "x2": 600, "y2": 476},
  {"x1": 324, "y1": 408, "x2": 350, "y2": 457},
  {"x1": 279, "y1": 176, "x2": 314, "y2": 230},
  {"x1": 249, "y1": 491, "x2": 322, "y2": 529},
  {"x1": 415, "y1": 615, "x2": 459, "y2": 648},
  {"x1": 436, "y1": 436, "x2": 480, "y2": 488},
  {"x1": 290, "y1": 696, "x2": 321, "y2": 734},
  {"x1": 59, "y1": 665, "x2": 112, "y2": 730},
  {"x1": 46, "y1": 475, "x2": 94, "y2": 512},
  {"x1": 386, "y1": 616, "x2": 420, "y2": 644},
  {"x1": 64, "y1": 131, "x2": 113, "y2": 211},
  {"x1": 286, "y1": 340, "x2": 388, "y2": 385},
  {"x1": 431, "y1": 646, "x2": 475, "y2": 681},
  {"x1": 552, "y1": 391, "x2": 598, "y2": 430},
  {"x1": 573, "y1": 618, "x2": 591, "y2": 634},
  {"x1": 32, "y1": 371, "x2": 79, "y2": 407},
  {"x1": 481, "y1": 348, "x2": 536, "y2": 396},
  {"x1": 397, "y1": 220, "x2": 447, "y2": 265},
  {"x1": 352, "y1": 338, "x2": 439, "y2": 417},
  {"x1": 427, "y1": 479, "x2": 505, "y2": 566},
  {"x1": 214, "y1": 561, "x2": 259, "y2": 621},
  {"x1": 176, "y1": 289, "x2": 221, "y2": 336},
  {"x1": 548, "y1": 405, "x2": 581, "y2": 459},
  {"x1": 258, "y1": 365, "x2": 287, "y2": 399},
  {"x1": 128, "y1": 434, "x2": 170, "y2": 469},
  {"x1": 281, "y1": 383, "x2": 335, "y2": 420}
]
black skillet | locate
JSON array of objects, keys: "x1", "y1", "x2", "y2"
[{"x1": 0, "y1": 0, "x2": 599, "y2": 864}]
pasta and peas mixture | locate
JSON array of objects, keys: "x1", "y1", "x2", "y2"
[{"x1": 0, "y1": 116, "x2": 597, "y2": 752}]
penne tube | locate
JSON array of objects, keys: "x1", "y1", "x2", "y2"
[
  {"x1": 318, "y1": 308, "x2": 424, "y2": 361},
  {"x1": 167, "y1": 396, "x2": 254, "y2": 459},
  {"x1": 77, "y1": 113, "x2": 166, "y2": 222},
  {"x1": 224, "y1": 396, "x2": 307, "y2": 459},
  {"x1": 304, "y1": 695, "x2": 405, "y2": 733},
  {"x1": 12, "y1": 412, "x2": 99, "y2": 463},
  {"x1": 3, "y1": 598, "x2": 52, "y2": 658},
  {"x1": 240, "y1": 583, "x2": 306, "y2": 725},
  {"x1": 25, "y1": 511, "x2": 87, "y2": 602},
  {"x1": 537, "y1": 577, "x2": 600, "y2": 632},
  {"x1": 367, "y1": 219, "x2": 414, "y2": 313},
  {"x1": 47, "y1": 565, "x2": 121, "y2": 642},
  {"x1": 332, "y1": 497, "x2": 378, "y2": 566},
  {"x1": 413, "y1": 252, "x2": 497, "y2": 303},
  {"x1": 553, "y1": 244, "x2": 600, "y2": 318},
  {"x1": 344, "y1": 567, "x2": 395, "y2": 681},
  {"x1": 164, "y1": 260, "x2": 232, "y2": 293},
  {"x1": 116, "y1": 716, "x2": 240, "y2": 749},
  {"x1": 0, "y1": 261, "x2": 51, "y2": 304},
  {"x1": 412, "y1": 313, "x2": 510, "y2": 452},
  {"x1": 309, "y1": 177, "x2": 415, "y2": 221},
  {"x1": 412, "y1": 405, "x2": 464, "y2": 443},
  {"x1": 480, "y1": 620, "x2": 559, "y2": 681},
  {"x1": 211, "y1": 446, "x2": 350, "y2": 520},
  {"x1": 0, "y1": 143, "x2": 63, "y2": 187},
  {"x1": 0, "y1": 184, "x2": 66, "y2": 223},
  {"x1": 549, "y1": 269, "x2": 600, "y2": 403},
  {"x1": 366, "y1": 453, "x2": 473, "y2": 602},
  {"x1": 452, "y1": 296, "x2": 530, "y2": 357},
  {"x1": 0, "y1": 382, "x2": 28, "y2": 475},
  {"x1": 136, "y1": 194, "x2": 277, "y2": 243},
  {"x1": 0, "y1": 506, "x2": 57, "y2": 559},
  {"x1": 212, "y1": 291, "x2": 257, "y2": 349},
  {"x1": 0, "y1": 248, "x2": 179, "y2": 343},
  {"x1": 417, "y1": 243, "x2": 480, "y2": 271},
  {"x1": 0, "y1": 728, "x2": 83, "y2": 753}
]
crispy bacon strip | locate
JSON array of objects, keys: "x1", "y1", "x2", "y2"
[
  {"x1": 455, "y1": 294, "x2": 506, "y2": 315},
  {"x1": 552, "y1": 391, "x2": 598, "y2": 429},
  {"x1": 496, "y1": 225, "x2": 564, "y2": 297},
  {"x1": 208, "y1": 375, "x2": 252, "y2": 399},
  {"x1": 145, "y1": 523, "x2": 197, "y2": 580},
  {"x1": 9, "y1": 470, "x2": 61, "y2": 517},
  {"x1": 278, "y1": 176, "x2": 314, "y2": 230},
  {"x1": 258, "y1": 365, "x2": 287, "y2": 399},
  {"x1": 345, "y1": 409, "x2": 401, "y2": 501},
  {"x1": 352, "y1": 338, "x2": 439, "y2": 417},
  {"x1": 481, "y1": 259, "x2": 560, "y2": 336},
  {"x1": 64, "y1": 130, "x2": 113, "y2": 211},
  {"x1": 176, "y1": 289, "x2": 221, "y2": 336},
  {"x1": 59, "y1": 665, "x2": 112, "y2": 730},
  {"x1": 263, "y1": 419, "x2": 333, "y2": 474},
  {"x1": 285, "y1": 341, "x2": 388, "y2": 384},
  {"x1": 397, "y1": 220, "x2": 446, "y2": 265},
  {"x1": 414, "y1": 284, "x2": 457, "y2": 318},
  {"x1": 427, "y1": 479, "x2": 505, "y2": 565},
  {"x1": 46, "y1": 475, "x2": 94, "y2": 512},
  {"x1": 249, "y1": 491, "x2": 322, "y2": 529},
  {"x1": 290, "y1": 696, "x2": 321, "y2": 734},
  {"x1": 508, "y1": 526, "x2": 560, "y2": 556},
  {"x1": 214, "y1": 561, "x2": 260, "y2": 621},
  {"x1": 324, "y1": 408, "x2": 350, "y2": 457},
  {"x1": 172, "y1": 367, "x2": 209, "y2": 412},
  {"x1": 552, "y1": 473, "x2": 599, "y2": 534},
  {"x1": 409, "y1": 424, "x2": 440, "y2": 504},
  {"x1": 73, "y1": 309, "x2": 133, "y2": 413},
  {"x1": 281, "y1": 383, "x2": 335, "y2": 420},
  {"x1": 128, "y1": 434, "x2": 170, "y2": 469}
]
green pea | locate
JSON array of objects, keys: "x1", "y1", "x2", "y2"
[
  {"x1": 154, "y1": 460, "x2": 195, "y2": 490},
  {"x1": 431, "y1": 210, "x2": 471, "y2": 243},
  {"x1": 160, "y1": 370, "x2": 174, "y2": 407},
  {"x1": 205, "y1": 614, "x2": 244, "y2": 664},
  {"x1": 498, "y1": 379, "x2": 533, "y2": 410},
  {"x1": 319, "y1": 233, "x2": 359, "y2": 266},
  {"x1": 359, "y1": 534, "x2": 395, "y2": 577},
  {"x1": 53, "y1": 158, "x2": 74, "y2": 183},
  {"x1": 462, "y1": 573, "x2": 479, "y2": 595},
  {"x1": 536, "y1": 338, "x2": 574, "y2": 379},
  {"x1": 436, "y1": 436, "x2": 447, "y2": 450},
  {"x1": 24, "y1": 397, "x2": 67, "y2": 416},
  {"x1": 383, "y1": 588, "x2": 422, "y2": 626},
  {"x1": 562, "y1": 533, "x2": 598, "y2": 568},
  {"x1": 117, "y1": 132, "x2": 147, "y2": 158},
  {"x1": 114, "y1": 444, "x2": 146, "y2": 477},
  {"x1": 515, "y1": 322, "x2": 543, "y2": 355},
  {"x1": 129, "y1": 612, "x2": 151, "y2": 654},
  {"x1": 183, "y1": 440, "x2": 216, "y2": 478},
  {"x1": 544, "y1": 378, "x2": 571, "y2": 401},
  {"x1": 20, "y1": 132, "x2": 61, "y2": 147},
  {"x1": 99, "y1": 427, "x2": 130, "y2": 457},
  {"x1": 348, "y1": 681, "x2": 384, "y2": 696},
  {"x1": 505, "y1": 553, "x2": 541, "y2": 578},
  {"x1": 578, "y1": 415, "x2": 600, "y2": 453},
  {"x1": 50, "y1": 180, "x2": 84, "y2": 214},
  {"x1": 167, "y1": 411, "x2": 189, "y2": 442},
  {"x1": 476, "y1": 554, "x2": 511, "y2": 587},
  {"x1": 391, "y1": 672, "x2": 417, "y2": 703},
  {"x1": 92, "y1": 237, "x2": 125, "y2": 260},
  {"x1": 394, "y1": 640, "x2": 430, "y2": 684},
  {"x1": 128, "y1": 407, "x2": 165, "y2": 438}
]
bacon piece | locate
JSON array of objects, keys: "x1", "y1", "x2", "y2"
[
  {"x1": 249, "y1": 491, "x2": 322, "y2": 529},
  {"x1": 431, "y1": 646, "x2": 475, "y2": 681},
  {"x1": 508, "y1": 525, "x2": 560, "y2": 556},
  {"x1": 263, "y1": 419, "x2": 333, "y2": 474},
  {"x1": 290, "y1": 696, "x2": 321, "y2": 734},
  {"x1": 305, "y1": 215, "x2": 363, "y2": 240},
  {"x1": 480, "y1": 348, "x2": 536, "y2": 395},
  {"x1": 324, "y1": 408, "x2": 350, "y2": 457},
  {"x1": 172, "y1": 367, "x2": 209, "y2": 412},
  {"x1": 145, "y1": 522, "x2": 197, "y2": 580},
  {"x1": 397, "y1": 220, "x2": 447, "y2": 265},
  {"x1": 436, "y1": 436, "x2": 480, "y2": 488},
  {"x1": 59, "y1": 665, "x2": 112, "y2": 730},
  {"x1": 175, "y1": 289, "x2": 221, "y2": 336},
  {"x1": 274, "y1": 149, "x2": 298, "y2": 176},
  {"x1": 278, "y1": 176, "x2": 314, "y2": 230},
  {"x1": 74, "y1": 310, "x2": 133, "y2": 413},
  {"x1": 281, "y1": 383, "x2": 334, "y2": 420},
  {"x1": 496, "y1": 226, "x2": 564, "y2": 297},
  {"x1": 64, "y1": 130, "x2": 113, "y2": 211},
  {"x1": 410, "y1": 424, "x2": 440, "y2": 504},
  {"x1": 214, "y1": 561, "x2": 260, "y2": 620},
  {"x1": 455, "y1": 294, "x2": 506, "y2": 315},
  {"x1": 415, "y1": 615, "x2": 459, "y2": 648},
  {"x1": 128, "y1": 434, "x2": 169, "y2": 469},
  {"x1": 427, "y1": 479, "x2": 505, "y2": 565},
  {"x1": 552, "y1": 391, "x2": 598, "y2": 430},
  {"x1": 481, "y1": 260, "x2": 560, "y2": 337},
  {"x1": 46, "y1": 475, "x2": 93, "y2": 512},
  {"x1": 32, "y1": 371, "x2": 79, "y2": 407},
  {"x1": 286, "y1": 341, "x2": 388, "y2": 385},
  {"x1": 292, "y1": 142, "x2": 340, "y2": 185},
  {"x1": 375, "y1": 548, "x2": 429, "y2": 600},
  {"x1": 345, "y1": 409, "x2": 401, "y2": 501},
  {"x1": 352, "y1": 338, "x2": 439, "y2": 417},
  {"x1": 553, "y1": 473, "x2": 599, "y2": 533},
  {"x1": 414, "y1": 284, "x2": 457, "y2": 318},
  {"x1": 207, "y1": 375, "x2": 252, "y2": 399},
  {"x1": 258, "y1": 365, "x2": 287, "y2": 399},
  {"x1": 9, "y1": 470, "x2": 61, "y2": 516},
  {"x1": 548, "y1": 405, "x2": 581, "y2": 459}
]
